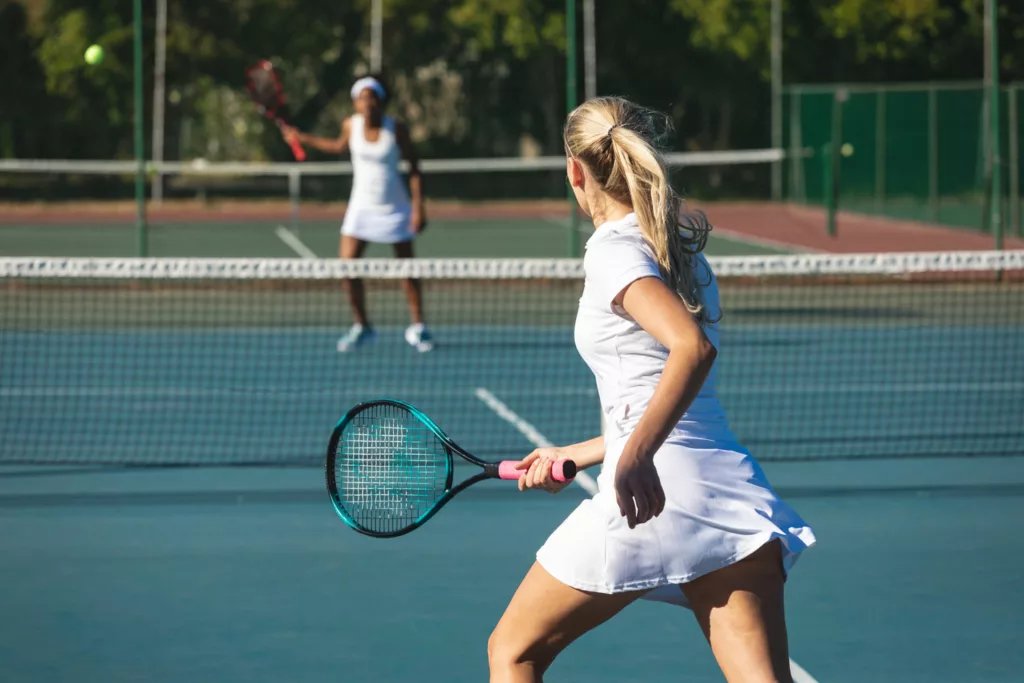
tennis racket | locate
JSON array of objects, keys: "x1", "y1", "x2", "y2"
[
  {"x1": 325, "y1": 399, "x2": 577, "y2": 538},
  {"x1": 245, "y1": 59, "x2": 306, "y2": 161}
]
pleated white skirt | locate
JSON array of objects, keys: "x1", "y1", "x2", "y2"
[
  {"x1": 340, "y1": 202, "x2": 414, "y2": 244},
  {"x1": 536, "y1": 434, "x2": 816, "y2": 607}
]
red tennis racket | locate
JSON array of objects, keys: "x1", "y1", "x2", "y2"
[{"x1": 245, "y1": 60, "x2": 306, "y2": 161}]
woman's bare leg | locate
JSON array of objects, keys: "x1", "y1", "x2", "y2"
[
  {"x1": 681, "y1": 540, "x2": 793, "y2": 683},
  {"x1": 391, "y1": 240, "x2": 423, "y2": 324},
  {"x1": 340, "y1": 235, "x2": 369, "y2": 325},
  {"x1": 488, "y1": 563, "x2": 644, "y2": 683}
]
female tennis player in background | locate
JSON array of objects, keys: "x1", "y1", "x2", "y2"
[
  {"x1": 489, "y1": 97, "x2": 816, "y2": 682},
  {"x1": 281, "y1": 75, "x2": 432, "y2": 353}
]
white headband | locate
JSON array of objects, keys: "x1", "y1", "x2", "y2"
[{"x1": 350, "y1": 77, "x2": 386, "y2": 101}]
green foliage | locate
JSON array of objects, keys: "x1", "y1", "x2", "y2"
[
  {"x1": 1, "y1": 0, "x2": 1020, "y2": 162},
  {"x1": 671, "y1": 0, "x2": 771, "y2": 66},
  {"x1": 448, "y1": 0, "x2": 564, "y2": 57},
  {"x1": 821, "y1": 0, "x2": 954, "y2": 62}
]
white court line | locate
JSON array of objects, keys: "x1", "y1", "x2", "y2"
[
  {"x1": 790, "y1": 658, "x2": 820, "y2": 683},
  {"x1": 473, "y1": 387, "x2": 598, "y2": 496},
  {"x1": 709, "y1": 225, "x2": 828, "y2": 255},
  {"x1": 473, "y1": 386, "x2": 819, "y2": 683},
  {"x1": 274, "y1": 225, "x2": 318, "y2": 259},
  {"x1": 539, "y1": 215, "x2": 568, "y2": 227}
]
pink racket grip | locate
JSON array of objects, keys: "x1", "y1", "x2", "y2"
[
  {"x1": 498, "y1": 458, "x2": 577, "y2": 483},
  {"x1": 287, "y1": 136, "x2": 307, "y2": 161},
  {"x1": 274, "y1": 119, "x2": 307, "y2": 161}
]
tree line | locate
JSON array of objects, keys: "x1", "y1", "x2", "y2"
[{"x1": 1, "y1": 0, "x2": 1020, "y2": 163}]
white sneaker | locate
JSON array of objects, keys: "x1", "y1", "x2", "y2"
[
  {"x1": 336, "y1": 324, "x2": 377, "y2": 352},
  {"x1": 404, "y1": 323, "x2": 434, "y2": 353}
]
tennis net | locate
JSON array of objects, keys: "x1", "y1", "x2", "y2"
[{"x1": 1, "y1": 251, "x2": 1022, "y2": 467}]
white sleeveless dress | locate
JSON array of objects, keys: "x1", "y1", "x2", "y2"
[
  {"x1": 535, "y1": 213, "x2": 816, "y2": 608},
  {"x1": 341, "y1": 114, "x2": 414, "y2": 244}
]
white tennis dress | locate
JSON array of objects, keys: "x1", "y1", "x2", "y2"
[
  {"x1": 341, "y1": 114, "x2": 414, "y2": 244},
  {"x1": 536, "y1": 213, "x2": 816, "y2": 607}
]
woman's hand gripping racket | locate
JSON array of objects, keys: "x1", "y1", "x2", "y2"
[
  {"x1": 245, "y1": 59, "x2": 306, "y2": 161},
  {"x1": 325, "y1": 399, "x2": 577, "y2": 538}
]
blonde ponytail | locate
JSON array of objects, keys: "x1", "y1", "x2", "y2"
[{"x1": 565, "y1": 97, "x2": 716, "y2": 325}]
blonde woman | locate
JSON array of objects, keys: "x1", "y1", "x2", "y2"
[{"x1": 489, "y1": 97, "x2": 816, "y2": 683}]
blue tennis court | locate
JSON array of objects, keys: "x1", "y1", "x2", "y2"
[
  {"x1": 2, "y1": 458, "x2": 1024, "y2": 682},
  {"x1": 1, "y1": 253, "x2": 1022, "y2": 682},
  {"x1": 2, "y1": 323, "x2": 1021, "y2": 465}
]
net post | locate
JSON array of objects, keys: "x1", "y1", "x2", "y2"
[
  {"x1": 132, "y1": 0, "x2": 148, "y2": 257},
  {"x1": 928, "y1": 85, "x2": 939, "y2": 223},
  {"x1": 566, "y1": 0, "x2": 580, "y2": 257},
  {"x1": 875, "y1": 89, "x2": 886, "y2": 214},
  {"x1": 288, "y1": 168, "x2": 301, "y2": 234}
]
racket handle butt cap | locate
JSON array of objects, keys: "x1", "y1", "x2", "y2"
[
  {"x1": 553, "y1": 458, "x2": 577, "y2": 482},
  {"x1": 498, "y1": 459, "x2": 576, "y2": 483}
]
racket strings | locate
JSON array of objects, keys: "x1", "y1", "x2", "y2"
[
  {"x1": 246, "y1": 67, "x2": 282, "y2": 109},
  {"x1": 334, "y1": 404, "x2": 448, "y2": 534}
]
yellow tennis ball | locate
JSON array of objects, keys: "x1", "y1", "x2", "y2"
[
  {"x1": 841, "y1": 143, "x2": 854, "y2": 158},
  {"x1": 84, "y1": 45, "x2": 104, "y2": 65}
]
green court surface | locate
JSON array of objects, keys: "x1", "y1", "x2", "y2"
[
  {"x1": 1, "y1": 459, "x2": 1022, "y2": 683},
  {"x1": 0, "y1": 216, "x2": 790, "y2": 258},
  {"x1": 839, "y1": 196, "x2": 994, "y2": 233}
]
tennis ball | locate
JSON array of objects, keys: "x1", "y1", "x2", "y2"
[
  {"x1": 841, "y1": 143, "x2": 854, "y2": 158},
  {"x1": 84, "y1": 45, "x2": 104, "y2": 66}
]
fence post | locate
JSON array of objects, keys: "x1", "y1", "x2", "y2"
[
  {"x1": 980, "y1": 92, "x2": 991, "y2": 232},
  {"x1": 288, "y1": 169, "x2": 301, "y2": 234},
  {"x1": 986, "y1": 0, "x2": 1003, "y2": 249},
  {"x1": 770, "y1": 0, "x2": 783, "y2": 201},
  {"x1": 875, "y1": 90, "x2": 886, "y2": 214},
  {"x1": 1010, "y1": 85, "x2": 1020, "y2": 237},
  {"x1": 827, "y1": 89, "x2": 847, "y2": 236},
  {"x1": 928, "y1": 86, "x2": 939, "y2": 223},
  {"x1": 133, "y1": 0, "x2": 147, "y2": 257},
  {"x1": 823, "y1": 143, "x2": 836, "y2": 236},
  {"x1": 789, "y1": 90, "x2": 805, "y2": 202},
  {"x1": 566, "y1": 0, "x2": 580, "y2": 257}
]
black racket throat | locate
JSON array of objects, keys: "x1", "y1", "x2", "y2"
[{"x1": 325, "y1": 400, "x2": 512, "y2": 538}]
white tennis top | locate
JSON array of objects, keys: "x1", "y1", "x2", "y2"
[
  {"x1": 537, "y1": 211, "x2": 815, "y2": 605},
  {"x1": 341, "y1": 115, "x2": 414, "y2": 244},
  {"x1": 574, "y1": 212, "x2": 731, "y2": 444},
  {"x1": 348, "y1": 114, "x2": 409, "y2": 210}
]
